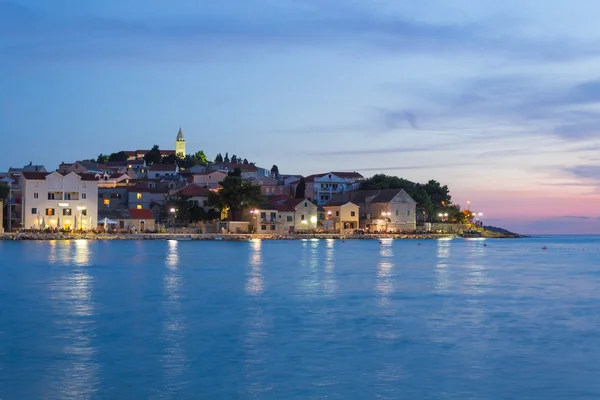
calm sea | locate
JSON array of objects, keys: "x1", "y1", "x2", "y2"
[{"x1": 1, "y1": 236, "x2": 600, "y2": 399}]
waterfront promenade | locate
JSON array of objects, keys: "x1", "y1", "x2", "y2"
[{"x1": 0, "y1": 232, "x2": 458, "y2": 241}]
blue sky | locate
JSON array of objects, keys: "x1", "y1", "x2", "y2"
[{"x1": 2, "y1": 0, "x2": 600, "y2": 233}]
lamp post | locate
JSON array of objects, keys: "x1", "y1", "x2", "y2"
[
  {"x1": 381, "y1": 211, "x2": 391, "y2": 231},
  {"x1": 170, "y1": 207, "x2": 176, "y2": 234},
  {"x1": 249, "y1": 209, "x2": 258, "y2": 233},
  {"x1": 77, "y1": 205, "x2": 86, "y2": 231}
]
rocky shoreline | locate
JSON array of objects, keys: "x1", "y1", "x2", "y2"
[{"x1": 1, "y1": 232, "x2": 461, "y2": 241}]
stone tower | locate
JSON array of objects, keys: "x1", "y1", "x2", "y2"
[{"x1": 175, "y1": 126, "x2": 186, "y2": 158}]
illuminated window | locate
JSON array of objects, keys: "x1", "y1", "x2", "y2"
[
  {"x1": 136, "y1": 193, "x2": 142, "y2": 199},
  {"x1": 136, "y1": 205, "x2": 142, "y2": 209},
  {"x1": 103, "y1": 198, "x2": 110, "y2": 205},
  {"x1": 45, "y1": 208, "x2": 55, "y2": 216},
  {"x1": 63, "y1": 208, "x2": 72, "y2": 216}
]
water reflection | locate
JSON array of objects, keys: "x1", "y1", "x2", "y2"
[
  {"x1": 245, "y1": 239, "x2": 264, "y2": 296},
  {"x1": 434, "y1": 239, "x2": 452, "y2": 294},
  {"x1": 464, "y1": 240, "x2": 488, "y2": 295},
  {"x1": 299, "y1": 239, "x2": 321, "y2": 296},
  {"x1": 376, "y1": 240, "x2": 394, "y2": 305},
  {"x1": 324, "y1": 239, "x2": 337, "y2": 295},
  {"x1": 47, "y1": 241, "x2": 99, "y2": 398},
  {"x1": 74, "y1": 240, "x2": 90, "y2": 267},
  {"x1": 243, "y1": 240, "x2": 270, "y2": 396},
  {"x1": 162, "y1": 240, "x2": 186, "y2": 394}
]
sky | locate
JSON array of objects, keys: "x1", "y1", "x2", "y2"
[{"x1": 2, "y1": 0, "x2": 600, "y2": 234}]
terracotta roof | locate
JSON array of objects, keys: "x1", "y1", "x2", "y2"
[
  {"x1": 273, "y1": 204, "x2": 295, "y2": 212},
  {"x1": 149, "y1": 163, "x2": 177, "y2": 172},
  {"x1": 215, "y1": 163, "x2": 258, "y2": 172},
  {"x1": 105, "y1": 161, "x2": 128, "y2": 167},
  {"x1": 21, "y1": 172, "x2": 48, "y2": 180},
  {"x1": 126, "y1": 187, "x2": 169, "y2": 194},
  {"x1": 128, "y1": 208, "x2": 155, "y2": 220},
  {"x1": 332, "y1": 189, "x2": 416, "y2": 204},
  {"x1": 21, "y1": 172, "x2": 98, "y2": 181},
  {"x1": 324, "y1": 201, "x2": 354, "y2": 207},
  {"x1": 267, "y1": 194, "x2": 292, "y2": 204},
  {"x1": 256, "y1": 203, "x2": 278, "y2": 211},
  {"x1": 176, "y1": 184, "x2": 212, "y2": 198},
  {"x1": 329, "y1": 171, "x2": 364, "y2": 179}
]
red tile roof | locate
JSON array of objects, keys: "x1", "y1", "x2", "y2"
[
  {"x1": 21, "y1": 172, "x2": 48, "y2": 180},
  {"x1": 126, "y1": 187, "x2": 169, "y2": 194},
  {"x1": 215, "y1": 163, "x2": 258, "y2": 172},
  {"x1": 128, "y1": 209, "x2": 155, "y2": 220},
  {"x1": 273, "y1": 204, "x2": 295, "y2": 212},
  {"x1": 21, "y1": 172, "x2": 98, "y2": 181},
  {"x1": 149, "y1": 163, "x2": 177, "y2": 172},
  {"x1": 176, "y1": 184, "x2": 212, "y2": 198},
  {"x1": 267, "y1": 194, "x2": 291, "y2": 204}
]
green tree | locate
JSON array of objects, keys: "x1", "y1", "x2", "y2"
[
  {"x1": 223, "y1": 152, "x2": 230, "y2": 163},
  {"x1": 214, "y1": 153, "x2": 224, "y2": 163},
  {"x1": 230, "y1": 154, "x2": 238, "y2": 164},
  {"x1": 271, "y1": 165, "x2": 280, "y2": 179},
  {"x1": 144, "y1": 145, "x2": 162, "y2": 166},
  {"x1": 208, "y1": 168, "x2": 265, "y2": 221},
  {"x1": 0, "y1": 183, "x2": 9, "y2": 201},
  {"x1": 162, "y1": 194, "x2": 192, "y2": 224},
  {"x1": 242, "y1": 158, "x2": 249, "y2": 164},
  {"x1": 295, "y1": 177, "x2": 306, "y2": 198},
  {"x1": 162, "y1": 154, "x2": 177, "y2": 164},
  {"x1": 108, "y1": 151, "x2": 129, "y2": 162},
  {"x1": 421, "y1": 180, "x2": 451, "y2": 208},
  {"x1": 192, "y1": 150, "x2": 208, "y2": 165},
  {"x1": 96, "y1": 154, "x2": 109, "y2": 164}
]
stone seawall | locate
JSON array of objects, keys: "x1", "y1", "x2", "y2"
[{"x1": 0, "y1": 232, "x2": 458, "y2": 241}]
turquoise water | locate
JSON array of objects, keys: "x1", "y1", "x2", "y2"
[{"x1": 1, "y1": 236, "x2": 600, "y2": 399}]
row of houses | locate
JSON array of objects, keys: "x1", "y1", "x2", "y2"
[{"x1": 2, "y1": 159, "x2": 417, "y2": 232}]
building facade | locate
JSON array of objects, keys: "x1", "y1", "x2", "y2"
[
  {"x1": 323, "y1": 201, "x2": 360, "y2": 232},
  {"x1": 20, "y1": 172, "x2": 99, "y2": 230}
]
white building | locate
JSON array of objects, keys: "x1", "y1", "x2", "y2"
[
  {"x1": 291, "y1": 172, "x2": 364, "y2": 205},
  {"x1": 20, "y1": 171, "x2": 99, "y2": 230}
]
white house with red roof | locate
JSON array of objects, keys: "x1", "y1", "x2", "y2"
[
  {"x1": 191, "y1": 171, "x2": 227, "y2": 189},
  {"x1": 209, "y1": 162, "x2": 259, "y2": 180},
  {"x1": 149, "y1": 163, "x2": 178, "y2": 179}
]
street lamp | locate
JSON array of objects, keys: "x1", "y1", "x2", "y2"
[
  {"x1": 249, "y1": 209, "x2": 259, "y2": 233},
  {"x1": 77, "y1": 205, "x2": 86, "y2": 231},
  {"x1": 170, "y1": 207, "x2": 176, "y2": 234}
]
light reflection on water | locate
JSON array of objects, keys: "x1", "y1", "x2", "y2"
[
  {"x1": 324, "y1": 239, "x2": 337, "y2": 295},
  {"x1": 3, "y1": 237, "x2": 600, "y2": 398},
  {"x1": 245, "y1": 239, "x2": 264, "y2": 296},
  {"x1": 161, "y1": 240, "x2": 186, "y2": 395},
  {"x1": 47, "y1": 240, "x2": 99, "y2": 399},
  {"x1": 243, "y1": 239, "x2": 271, "y2": 397},
  {"x1": 435, "y1": 239, "x2": 452, "y2": 294},
  {"x1": 376, "y1": 240, "x2": 394, "y2": 303}
]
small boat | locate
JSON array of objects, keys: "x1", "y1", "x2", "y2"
[{"x1": 214, "y1": 236, "x2": 223, "y2": 241}]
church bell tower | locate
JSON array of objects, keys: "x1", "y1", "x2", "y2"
[{"x1": 176, "y1": 126, "x2": 186, "y2": 158}]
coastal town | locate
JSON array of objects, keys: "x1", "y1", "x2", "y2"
[{"x1": 0, "y1": 128, "x2": 500, "y2": 239}]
